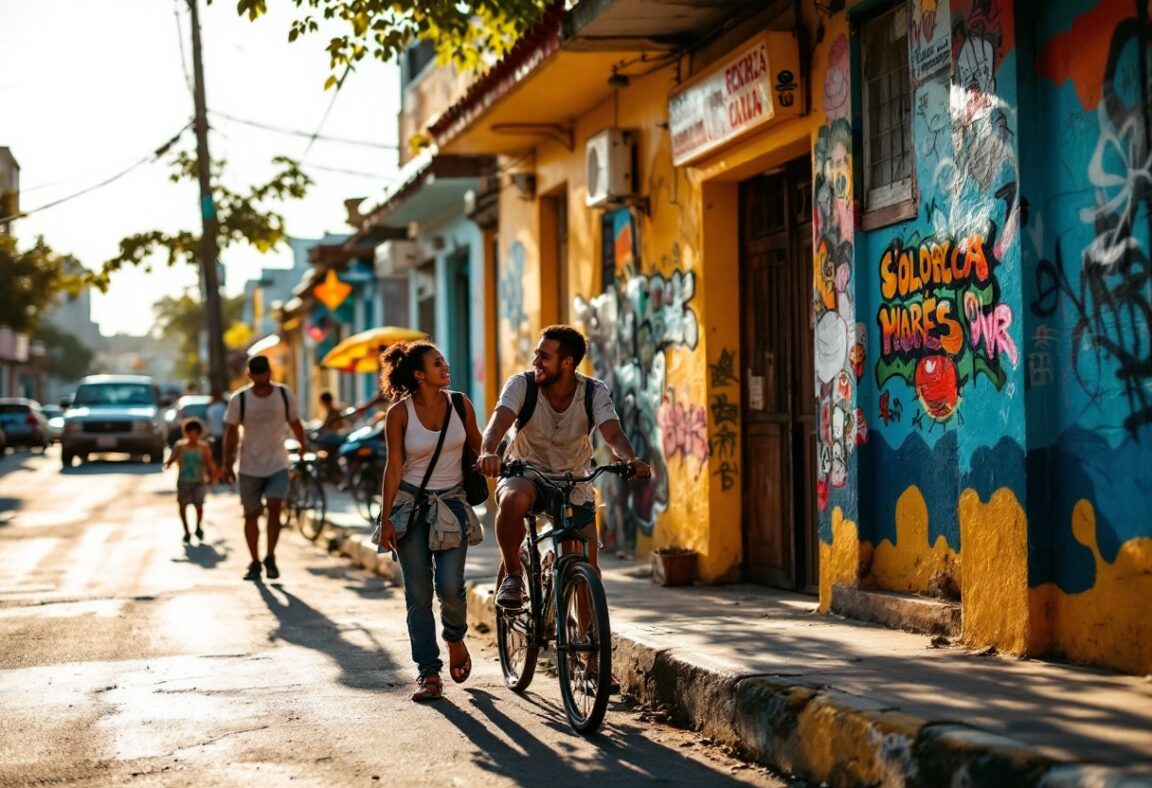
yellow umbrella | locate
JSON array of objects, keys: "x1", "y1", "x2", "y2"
[{"x1": 319, "y1": 326, "x2": 427, "y2": 373}]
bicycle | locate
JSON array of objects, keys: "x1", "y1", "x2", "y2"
[
  {"x1": 285, "y1": 446, "x2": 327, "y2": 542},
  {"x1": 495, "y1": 458, "x2": 635, "y2": 735}
]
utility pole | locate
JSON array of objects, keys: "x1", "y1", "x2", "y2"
[{"x1": 187, "y1": 0, "x2": 228, "y2": 396}]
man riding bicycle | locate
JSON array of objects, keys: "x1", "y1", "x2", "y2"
[{"x1": 477, "y1": 325, "x2": 651, "y2": 610}]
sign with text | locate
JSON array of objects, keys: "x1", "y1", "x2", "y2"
[{"x1": 668, "y1": 32, "x2": 803, "y2": 167}]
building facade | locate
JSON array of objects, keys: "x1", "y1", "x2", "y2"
[{"x1": 422, "y1": 0, "x2": 1150, "y2": 674}]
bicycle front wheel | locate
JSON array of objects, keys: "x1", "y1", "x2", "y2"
[
  {"x1": 296, "y1": 474, "x2": 327, "y2": 542},
  {"x1": 496, "y1": 546, "x2": 539, "y2": 692},
  {"x1": 556, "y1": 561, "x2": 612, "y2": 735}
]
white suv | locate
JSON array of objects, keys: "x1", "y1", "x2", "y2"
[{"x1": 61, "y1": 375, "x2": 167, "y2": 468}]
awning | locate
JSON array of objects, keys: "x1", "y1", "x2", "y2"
[
  {"x1": 429, "y1": 0, "x2": 778, "y2": 156},
  {"x1": 359, "y1": 146, "x2": 489, "y2": 230}
]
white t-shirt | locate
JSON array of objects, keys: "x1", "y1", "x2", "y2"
[
  {"x1": 401, "y1": 394, "x2": 467, "y2": 490},
  {"x1": 497, "y1": 372, "x2": 618, "y2": 505},
  {"x1": 223, "y1": 383, "x2": 300, "y2": 477}
]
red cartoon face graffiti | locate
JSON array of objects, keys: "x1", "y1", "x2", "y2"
[{"x1": 914, "y1": 355, "x2": 960, "y2": 421}]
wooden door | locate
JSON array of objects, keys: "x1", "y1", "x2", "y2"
[{"x1": 740, "y1": 159, "x2": 817, "y2": 591}]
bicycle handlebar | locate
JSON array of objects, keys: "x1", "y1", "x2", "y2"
[{"x1": 499, "y1": 458, "x2": 636, "y2": 486}]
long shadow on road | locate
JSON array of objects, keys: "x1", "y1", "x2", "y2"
[
  {"x1": 254, "y1": 581, "x2": 398, "y2": 691},
  {"x1": 426, "y1": 686, "x2": 772, "y2": 786}
]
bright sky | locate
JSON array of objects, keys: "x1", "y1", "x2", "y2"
[{"x1": 0, "y1": 0, "x2": 401, "y2": 337}]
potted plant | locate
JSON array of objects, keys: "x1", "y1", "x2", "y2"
[{"x1": 651, "y1": 546, "x2": 698, "y2": 587}]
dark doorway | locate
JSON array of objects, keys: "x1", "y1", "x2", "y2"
[{"x1": 739, "y1": 157, "x2": 818, "y2": 592}]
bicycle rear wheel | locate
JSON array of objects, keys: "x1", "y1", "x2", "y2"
[
  {"x1": 296, "y1": 474, "x2": 327, "y2": 542},
  {"x1": 556, "y1": 561, "x2": 612, "y2": 735},
  {"x1": 496, "y1": 546, "x2": 539, "y2": 692}
]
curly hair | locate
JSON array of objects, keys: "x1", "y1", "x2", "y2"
[{"x1": 379, "y1": 340, "x2": 439, "y2": 398}]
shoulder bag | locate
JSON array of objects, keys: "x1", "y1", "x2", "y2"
[{"x1": 450, "y1": 392, "x2": 490, "y2": 506}]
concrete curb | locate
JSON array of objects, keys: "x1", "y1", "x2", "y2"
[{"x1": 463, "y1": 580, "x2": 1150, "y2": 788}]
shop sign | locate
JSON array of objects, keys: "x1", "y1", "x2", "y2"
[
  {"x1": 0, "y1": 327, "x2": 29, "y2": 363},
  {"x1": 668, "y1": 32, "x2": 803, "y2": 167}
]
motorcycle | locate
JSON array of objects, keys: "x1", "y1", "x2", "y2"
[{"x1": 338, "y1": 419, "x2": 388, "y2": 523}]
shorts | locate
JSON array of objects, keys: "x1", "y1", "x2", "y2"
[
  {"x1": 238, "y1": 469, "x2": 290, "y2": 517},
  {"x1": 496, "y1": 477, "x2": 597, "y2": 530},
  {"x1": 177, "y1": 481, "x2": 207, "y2": 506}
]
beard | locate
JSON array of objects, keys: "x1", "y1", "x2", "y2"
[{"x1": 534, "y1": 367, "x2": 562, "y2": 387}]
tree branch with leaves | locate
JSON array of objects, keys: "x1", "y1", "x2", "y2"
[
  {"x1": 92, "y1": 151, "x2": 312, "y2": 291},
  {"x1": 0, "y1": 236, "x2": 87, "y2": 335},
  {"x1": 226, "y1": 0, "x2": 551, "y2": 75}
]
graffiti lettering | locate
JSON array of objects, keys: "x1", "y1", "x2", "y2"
[
  {"x1": 879, "y1": 235, "x2": 992, "y2": 299},
  {"x1": 710, "y1": 393, "x2": 739, "y2": 426},
  {"x1": 710, "y1": 423, "x2": 737, "y2": 459},
  {"x1": 709, "y1": 348, "x2": 739, "y2": 387},
  {"x1": 657, "y1": 389, "x2": 709, "y2": 465},
  {"x1": 713, "y1": 461, "x2": 738, "y2": 491},
  {"x1": 1028, "y1": 324, "x2": 1055, "y2": 387},
  {"x1": 964, "y1": 292, "x2": 1018, "y2": 364},
  {"x1": 875, "y1": 231, "x2": 1017, "y2": 422}
]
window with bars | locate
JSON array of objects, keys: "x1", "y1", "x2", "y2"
[{"x1": 860, "y1": 3, "x2": 916, "y2": 224}]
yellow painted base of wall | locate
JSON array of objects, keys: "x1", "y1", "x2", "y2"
[
  {"x1": 1029, "y1": 501, "x2": 1152, "y2": 675},
  {"x1": 870, "y1": 487, "x2": 960, "y2": 597},
  {"x1": 818, "y1": 507, "x2": 869, "y2": 612},
  {"x1": 958, "y1": 488, "x2": 1030, "y2": 654}
]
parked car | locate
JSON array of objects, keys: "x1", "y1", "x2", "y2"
[
  {"x1": 164, "y1": 394, "x2": 212, "y2": 446},
  {"x1": 0, "y1": 398, "x2": 50, "y2": 451},
  {"x1": 0, "y1": 425, "x2": 6, "y2": 455},
  {"x1": 60, "y1": 375, "x2": 167, "y2": 468},
  {"x1": 40, "y1": 404, "x2": 64, "y2": 444}
]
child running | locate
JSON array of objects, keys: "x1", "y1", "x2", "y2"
[{"x1": 164, "y1": 418, "x2": 218, "y2": 543}]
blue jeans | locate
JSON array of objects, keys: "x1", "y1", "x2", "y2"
[{"x1": 395, "y1": 497, "x2": 470, "y2": 677}]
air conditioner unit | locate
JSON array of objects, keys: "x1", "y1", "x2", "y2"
[
  {"x1": 374, "y1": 240, "x2": 419, "y2": 277},
  {"x1": 585, "y1": 128, "x2": 635, "y2": 208}
]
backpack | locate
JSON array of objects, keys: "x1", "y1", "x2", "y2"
[
  {"x1": 515, "y1": 371, "x2": 597, "y2": 434},
  {"x1": 238, "y1": 385, "x2": 289, "y2": 424}
]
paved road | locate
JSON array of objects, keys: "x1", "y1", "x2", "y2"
[{"x1": 0, "y1": 448, "x2": 789, "y2": 786}]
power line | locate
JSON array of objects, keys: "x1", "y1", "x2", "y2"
[
  {"x1": 210, "y1": 109, "x2": 399, "y2": 150},
  {"x1": 0, "y1": 124, "x2": 192, "y2": 225},
  {"x1": 172, "y1": 0, "x2": 195, "y2": 98},
  {"x1": 302, "y1": 63, "x2": 354, "y2": 160},
  {"x1": 301, "y1": 162, "x2": 398, "y2": 180}
]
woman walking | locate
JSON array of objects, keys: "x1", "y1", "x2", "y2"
[{"x1": 375, "y1": 340, "x2": 484, "y2": 701}]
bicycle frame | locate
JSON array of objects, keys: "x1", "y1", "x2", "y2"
[{"x1": 522, "y1": 496, "x2": 594, "y2": 656}]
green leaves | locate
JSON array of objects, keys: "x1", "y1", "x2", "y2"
[
  {"x1": 238, "y1": 0, "x2": 551, "y2": 77},
  {"x1": 0, "y1": 236, "x2": 85, "y2": 334},
  {"x1": 97, "y1": 149, "x2": 313, "y2": 287}
]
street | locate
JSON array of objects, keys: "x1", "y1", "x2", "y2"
[{"x1": 0, "y1": 447, "x2": 788, "y2": 787}]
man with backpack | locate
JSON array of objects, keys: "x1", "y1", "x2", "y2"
[
  {"x1": 220, "y1": 355, "x2": 307, "y2": 581},
  {"x1": 476, "y1": 325, "x2": 651, "y2": 609}
]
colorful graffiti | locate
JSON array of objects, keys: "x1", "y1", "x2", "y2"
[
  {"x1": 1031, "y1": 0, "x2": 1152, "y2": 435},
  {"x1": 657, "y1": 388, "x2": 709, "y2": 468},
  {"x1": 574, "y1": 220, "x2": 701, "y2": 544},
  {"x1": 500, "y1": 241, "x2": 533, "y2": 370},
  {"x1": 813, "y1": 32, "x2": 859, "y2": 517},
  {"x1": 875, "y1": 231, "x2": 1018, "y2": 425}
]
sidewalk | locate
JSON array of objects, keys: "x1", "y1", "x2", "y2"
[{"x1": 317, "y1": 493, "x2": 1152, "y2": 787}]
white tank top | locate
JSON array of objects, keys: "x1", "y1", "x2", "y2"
[{"x1": 402, "y1": 394, "x2": 466, "y2": 490}]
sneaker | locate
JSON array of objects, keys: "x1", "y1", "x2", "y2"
[
  {"x1": 263, "y1": 555, "x2": 280, "y2": 580},
  {"x1": 243, "y1": 560, "x2": 262, "y2": 581},
  {"x1": 194, "y1": 527, "x2": 204, "y2": 541},
  {"x1": 182, "y1": 532, "x2": 191, "y2": 545},
  {"x1": 495, "y1": 574, "x2": 524, "y2": 609}
]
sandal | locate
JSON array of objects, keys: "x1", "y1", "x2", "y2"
[
  {"x1": 448, "y1": 640, "x2": 472, "y2": 684},
  {"x1": 411, "y1": 673, "x2": 443, "y2": 702}
]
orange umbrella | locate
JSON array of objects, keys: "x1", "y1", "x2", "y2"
[{"x1": 319, "y1": 326, "x2": 427, "y2": 373}]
